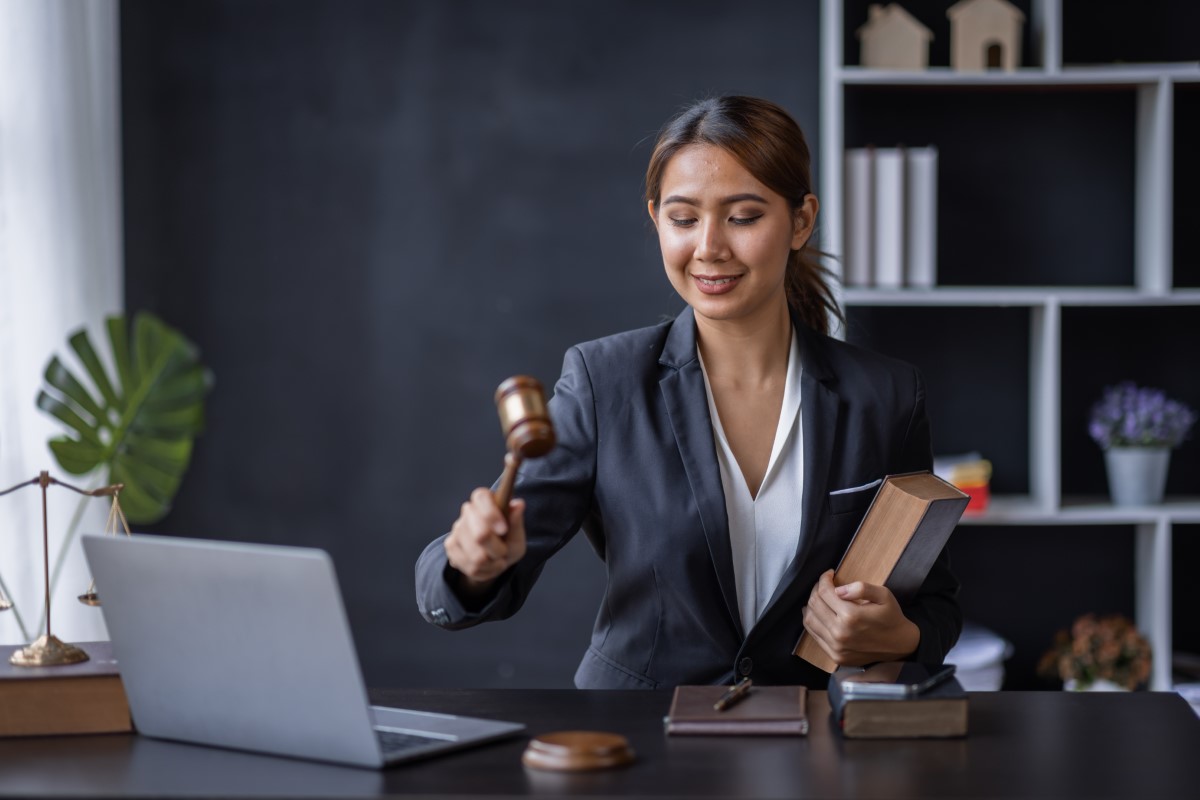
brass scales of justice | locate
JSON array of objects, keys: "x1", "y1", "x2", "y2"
[{"x1": 0, "y1": 470, "x2": 131, "y2": 667}]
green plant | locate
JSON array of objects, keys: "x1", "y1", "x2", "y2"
[
  {"x1": 37, "y1": 312, "x2": 213, "y2": 522},
  {"x1": 0, "y1": 312, "x2": 212, "y2": 642}
]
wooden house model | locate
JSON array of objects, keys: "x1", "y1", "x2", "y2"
[
  {"x1": 947, "y1": 0, "x2": 1025, "y2": 72},
  {"x1": 857, "y1": 4, "x2": 933, "y2": 71}
]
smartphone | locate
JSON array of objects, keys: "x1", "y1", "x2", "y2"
[{"x1": 835, "y1": 662, "x2": 956, "y2": 698}]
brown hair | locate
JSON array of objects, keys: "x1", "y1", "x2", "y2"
[{"x1": 645, "y1": 96, "x2": 842, "y2": 335}]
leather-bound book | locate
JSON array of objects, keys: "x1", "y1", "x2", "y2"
[
  {"x1": 794, "y1": 471, "x2": 969, "y2": 673},
  {"x1": 828, "y1": 673, "x2": 968, "y2": 739},
  {"x1": 0, "y1": 641, "x2": 132, "y2": 737},
  {"x1": 665, "y1": 685, "x2": 808, "y2": 735}
]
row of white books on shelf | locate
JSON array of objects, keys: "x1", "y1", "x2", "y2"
[{"x1": 843, "y1": 145, "x2": 937, "y2": 289}]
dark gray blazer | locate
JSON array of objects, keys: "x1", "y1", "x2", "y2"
[{"x1": 415, "y1": 307, "x2": 961, "y2": 689}]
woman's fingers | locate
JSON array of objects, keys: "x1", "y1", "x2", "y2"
[
  {"x1": 504, "y1": 499, "x2": 527, "y2": 562},
  {"x1": 470, "y1": 487, "x2": 509, "y2": 535},
  {"x1": 446, "y1": 489, "x2": 528, "y2": 583}
]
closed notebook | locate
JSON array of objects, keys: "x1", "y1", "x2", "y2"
[{"x1": 665, "y1": 685, "x2": 808, "y2": 736}]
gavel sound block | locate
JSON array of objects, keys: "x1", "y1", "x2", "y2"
[{"x1": 493, "y1": 376, "x2": 555, "y2": 511}]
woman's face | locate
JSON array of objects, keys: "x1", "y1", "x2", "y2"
[{"x1": 649, "y1": 144, "x2": 816, "y2": 327}]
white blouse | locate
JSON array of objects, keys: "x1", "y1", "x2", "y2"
[{"x1": 699, "y1": 333, "x2": 804, "y2": 636}]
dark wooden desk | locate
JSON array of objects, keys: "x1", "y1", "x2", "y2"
[{"x1": 0, "y1": 689, "x2": 1196, "y2": 798}]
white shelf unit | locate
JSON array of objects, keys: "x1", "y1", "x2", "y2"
[{"x1": 821, "y1": 0, "x2": 1200, "y2": 690}]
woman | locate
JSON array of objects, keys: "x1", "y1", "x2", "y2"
[{"x1": 415, "y1": 96, "x2": 960, "y2": 689}]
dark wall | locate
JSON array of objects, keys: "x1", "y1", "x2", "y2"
[{"x1": 121, "y1": 0, "x2": 821, "y2": 688}]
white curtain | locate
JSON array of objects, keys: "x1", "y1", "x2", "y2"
[{"x1": 0, "y1": 0, "x2": 122, "y2": 645}]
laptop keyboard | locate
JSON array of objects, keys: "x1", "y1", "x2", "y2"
[{"x1": 375, "y1": 729, "x2": 446, "y2": 756}]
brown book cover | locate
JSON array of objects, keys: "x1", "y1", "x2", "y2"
[
  {"x1": 829, "y1": 674, "x2": 968, "y2": 739},
  {"x1": 0, "y1": 640, "x2": 132, "y2": 737},
  {"x1": 794, "y1": 471, "x2": 969, "y2": 673},
  {"x1": 665, "y1": 685, "x2": 808, "y2": 735}
]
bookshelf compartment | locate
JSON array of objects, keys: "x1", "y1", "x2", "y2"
[
  {"x1": 845, "y1": 306, "x2": 1031, "y2": 494},
  {"x1": 1062, "y1": 0, "x2": 1200, "y2": 66},
  {"x1": 1172, "y1": 525, "x2": 1200, "y2": 675},
  {"x1": 1060, "y1": 306, "x2": 1200, "y2": 498},
  {"x1": 825, "y1": 0, "x2": 1197, "y2": 689},
  {"x1": 1174, "y1": 84, "x2": 1200, "y2": 288},
  {"x1": 843, "y1": 86, "x2": 1136, "y2": 287},
  {"x1": 951, "y1": 524, "x2": 1136, "y2": 689},
  {"x1": 841, "y1": 0, "x2": 1038, "y2": 71}
]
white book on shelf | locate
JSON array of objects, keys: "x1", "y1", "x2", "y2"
[
  {"x1": 843, "y1": 148, "x2": 874, "y2": 287},
  {"x1": 872, "y1": 147, "x2": 905, "y2": 289},
  {"x1": 905, "y1": 146, "x2": 938, "y2": 289}
]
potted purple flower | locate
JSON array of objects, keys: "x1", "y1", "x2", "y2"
[{"x1": 1089, "y1": 382, "x2": 1197, "y2": 506}]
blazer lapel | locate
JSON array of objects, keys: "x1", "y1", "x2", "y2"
[
  {"x1": 755, "y1": 320, "x2": 841, "y2": 626},
  {"x1": 658, "y1": 308, "x2": 744, "y2": 640}
]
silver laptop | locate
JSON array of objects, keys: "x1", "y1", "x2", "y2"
[{"x1": 82, "y1": 533, "x2": 524, "y2": 769}]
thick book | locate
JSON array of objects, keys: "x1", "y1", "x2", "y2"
[
  {"x1": 0, "y1": 640, "x2": 132, "y2": 737},
  {"x1": 665, "y1": 685, "x2": 808, "y2": 736},
  {"x1": 793, "y1": 471, "x2": 969, "y2": 673},
  {"x1": 828, "y1": 671, "x2": 968, "y2": 739}
]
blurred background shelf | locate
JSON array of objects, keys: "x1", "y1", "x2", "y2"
[
  {"x1": 844, "y1": 287, "x2": 1200, "y2": 307},
  {"x1": 959, "y1": 496, "x2": 1200, "y2": 525},
  {"x1": 823, "y1": 0, "x2": 1199, "y2": 690},
  {"x1": 838, "y1": 63, "x2": 1200, "y2": 86}
]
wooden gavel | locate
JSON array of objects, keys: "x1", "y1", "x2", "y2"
[{"x1": 492, "y1": 376, "x2": 556, "y2": 512}]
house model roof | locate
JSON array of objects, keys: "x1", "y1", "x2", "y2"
[
  {"x1": 857, "y1": 3, "x2": 933, "y2": 42},
  {"x1": 947, "y1": 0, "x2": 1026, "y2": 23}
]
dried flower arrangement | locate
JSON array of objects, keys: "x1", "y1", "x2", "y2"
[{"x1": 1037, "y1": 613, "x2": 1152, "y2": 691}]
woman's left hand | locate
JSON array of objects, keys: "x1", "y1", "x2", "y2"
[{"x1": 802, "y1": 569, "x2": 921, "y2": 667}]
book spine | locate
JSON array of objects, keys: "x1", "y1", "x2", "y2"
[
  {"x1": 844, "y1": 147, "x2": 874, "y2": 287},
  {"x1": 904, "y1": 146, "x2": 937, "y2": 288},
  {"x1": 666, "y1": 719, "x2": 809, "y2": 736},
  {"x1": 872, "y1": 148, "x2": 905, "y2": 289},
  {"x1": 0, "y1": 677, "x2": 131, "y2": 737},
  {"x1": 886, "y1": 496, "x2": 968, "y2": 603}
]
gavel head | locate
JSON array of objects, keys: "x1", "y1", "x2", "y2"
[{"x1": 494, "y1": 376, "x2": 556, "y2": 459}]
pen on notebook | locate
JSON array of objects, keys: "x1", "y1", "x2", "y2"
[{"x1": 713, "y1": 677, "x2": 752, "y2": 711}]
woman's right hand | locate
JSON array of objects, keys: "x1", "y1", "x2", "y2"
[{"x1": 444, "y1": 488, "x2": 527, "y2": 594}]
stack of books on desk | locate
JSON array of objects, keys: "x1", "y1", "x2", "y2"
[
  {"x1": 828, "y1": 671, "x2": 968, "y2": 739},
  {"x1": 0, "y1": 640, "x2": 132, "y2": 737}
]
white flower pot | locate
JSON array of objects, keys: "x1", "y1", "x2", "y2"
[
  {"x1": 1065, "y1": 678, "x2": 1128, "y2": 692},
  {"x1": 1104, "y1": 446, "x2": 1170, "y2": 507}
]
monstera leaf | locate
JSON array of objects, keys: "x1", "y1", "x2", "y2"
[{"x1": 36, "y1": 312, "x2": 213, "y2": 523}]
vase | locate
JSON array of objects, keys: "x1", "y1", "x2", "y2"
[
  {"x1": 1104, "y1": 446, "x2": 1170, "y2": 506},
  {"x1": 1065, "y1": 678, "x2": 1128, "y2": 692}
]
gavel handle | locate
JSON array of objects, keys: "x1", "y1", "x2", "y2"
[{"x1": 493, "y1": 451, "x2": 523, "y2": 515}]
